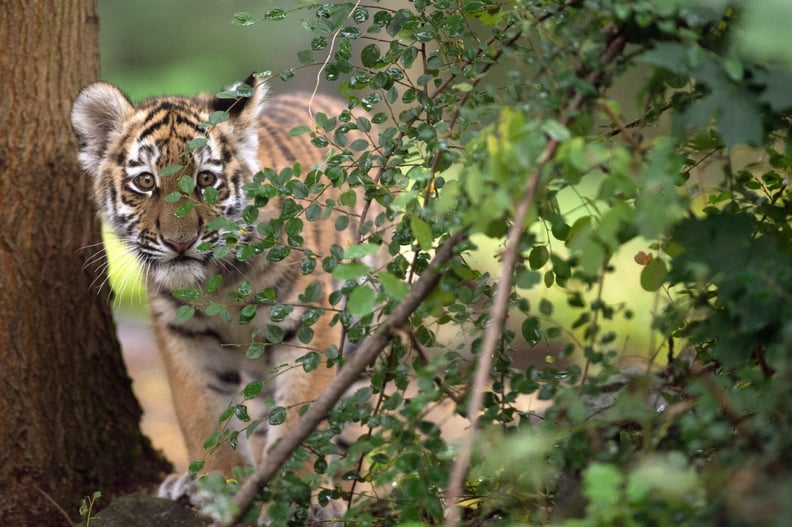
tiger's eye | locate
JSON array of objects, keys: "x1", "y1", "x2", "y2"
[
  {"x1": 134, "y1": 172, "x2": 156, "y2": 192},
  {"x1": 196, "y1": 171, "x2": 217, "y2": 188}
]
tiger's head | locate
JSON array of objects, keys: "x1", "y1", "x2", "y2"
[{"x1": 71, "y1": 77, "x2": 267, "y2": 291}]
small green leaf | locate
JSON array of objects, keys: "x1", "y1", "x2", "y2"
[
  {"x1": 315, "y1": 112, "x2": 335, "y2": 132},
  {"x1": 640, "y1": 257, "x2": 668, "y2": 292},
  {"x1": 378, "y1": 271, "x2": 409, "y2": 301},
  {"x1": 300, "y1": 256, "x2": 317, "y2": 274},
  {"x1": 541, "y1": 119, "x2": 571, "y2": 141},
  {"x1": 298, "y1": 281, "x2": 322, "y2": 303},
  {"x1": 174, "y1": 201, "x2": 195, "y2": 217},
  {"x1": 305, "y1": 203, "x2": 322, "y2": 221},
  {"x1": 204, "y1": 302, "x2": 224, "y2": 316},
  {"x1": 203, "y1": 186, "x2": 218, "y2": 204},
  {"x1": 165, "y1": 191, "x2": 182, "y2": 203},
  {"x1": 297, "y1": 49, "x2": 314, "y2": 65},
  {"x1": 246, "y1": 342, "x2": 266, "y2": 359},
  {"x1": 348, "y1": 284, "x2": 377, "y2": 316},
  {"x1": 360, "y1": 44, "x2": 381, "y2": 68},
  {"x1": 410, "y1": 216, "x2": 432, "y2": 250},
  {"x1": 344, "y1": 243, "x2": 380, "y2": 259},
  {"x1": 297, "y1": 351, "x2": 321, "y2": 372},
  {"x1": 267, "y1": 245, "x2": 290, "y2": 261},
  {"x1": 188, "y1": 461, "x2": 205, "y2": 476},
  {"x1": 723, "y1": 57, "x2": 744, "y2": 82},
  {"x1": 173, "y1": 288, "x2": 202, "y2": 301},
  {"x1": 175, "y1": 305, "x2": 195, "y2": 322},
  {"x1": 269, "y1": 303, "x2": 293, "y2": 322},
  {"x1": 264, "y1": 8, "x2": 287, "y2": 21},
  {"x1": 528, "y1": 246, "x2": 549, "y2": 269},
  {"x1": 254, "y1": 288, "x2": 276, "y2": 304},
  {"x1": 350, "y1": 138, "x2": 369, "y2": 151},
  {"x1": 205, "y1": 111, "x2": 230, "y2": 126},
  {"x1": 298, "y1": 325, "x2": 314, "y2": 344},
  {"x1": 207, "y1": 216, "x2": 239, "y2": 232},
  {"x1": 232, "y1": 11, "x2": 256, "y2": 26},
  {"x1": 234, "y1": 404, "x2": 251, "y2": 422},
  {"x1": 245, "y1": 420, "x2": 262, "y2": 438},
  {"x1": 243, "y1": 380, "x2": 264, "y2": 399},
  {"x1": 159, "y1": 164, "x2": 184, "y2": 177},
  {"x1": 265, "y1": 324, "x2": 284, "y2": 343},
  {"x1": 285, "y1": 218, "x2": 303, "y2": 236},
  {"x1": 521, "y1": 317, "x2": 542, "y2": 345},
  {"x1": 268, "y1": 406, "x2": 287, "y2": 425},
  {"x1": 516, "y1": 268, "x2": 541, "y2": 289},
  {"x1": 340, "y1": 189, "x2": 357, "y2": 208},
  {"x1": 187, "y1": 137, "x2": 207, "y2": 152},
  {"x1": 289, "y1": 125, "x2": 311, "y2": 136},
  {"x1": 178, "y1": 175, "x2": 195, "y2": 194},
  {"x1": 582, "y1": 463, "x2": 623, "y2": 507},
  {"x1": 243, "y1": 205, "x2": 259, "y2": 225},
  {"x1": 239, "y1": 304, "x2": 257, "y2": 324},
  {"x1": 332, "y1": 262, "x2": 370, "y2": 281},
  {"x1": 214, "y1": 244, "x2": 230, "y2": 261},
  {"x1": 335, "y1": 215, "x2": 350, "y2": 231}
]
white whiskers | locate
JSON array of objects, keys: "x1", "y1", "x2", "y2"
[{"x1": 78, "y1": 236, "x2": 147, "y2": 308}]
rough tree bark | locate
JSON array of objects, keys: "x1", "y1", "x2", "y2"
[{"x1": 0, "y1": 1, "x2": 169, "y2": 524}]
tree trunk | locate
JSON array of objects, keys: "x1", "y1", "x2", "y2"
[{"x1": 0, "y1": 1, "x2": 170, "y2": 524}]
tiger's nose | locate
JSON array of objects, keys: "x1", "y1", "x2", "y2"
[{"x1": 163, "y1": 237, "x2": 197, "y2": 254}]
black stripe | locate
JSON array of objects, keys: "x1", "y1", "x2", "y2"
[
  {"x1": 138, "y1": 112, "x2": 168, "y2": 141},
  {"x1": 282, "y1": 324, "x2": 298, "y2": 344},
  {"x1": 262, "y1": 130, "x2": 298, "y2": 164},
  {"x1": 207, "y1": 383, "x2": 237, "y2": 396},
  {"x1": 173, "y1": 111, "x2": 204, "y2": 133},
  {"x1": 229, "y1": 168, "x2": 244, "y2": 191},
  {"x1": 273, "y1": 263, "x2": 299, "y2": 301},
  {"x1": 165, "y1": 322, "x2": 223, "y2": 343},
  {"x1": 213, "y1": 369, "x2": 241, "y2": 384},
  {"x1": 251, "y1": 426, "x2": 268, "y2": 438}
]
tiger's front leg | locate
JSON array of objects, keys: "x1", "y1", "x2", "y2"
[
  {"x1": 153, "y1": 321, "x2": 252, "y2": 505},
  {"x1": 250, "y1": 342, "x2": 345, "y2": 524}
]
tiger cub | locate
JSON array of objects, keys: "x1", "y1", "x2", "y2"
[{"x1": 71, "y1": 77, "x2": 382, "y2": 519}]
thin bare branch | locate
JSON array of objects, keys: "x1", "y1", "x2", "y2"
[
  {"x1": 443, "y1": 25, "x2": 626, "y2": 527},
  {"x1": 443, "y1": 141, "x2": 554, "y2": 527}
]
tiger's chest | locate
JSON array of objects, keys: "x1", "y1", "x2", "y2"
[{"x1": 148, "y1": 249, "x2": 327, "y2": 363}]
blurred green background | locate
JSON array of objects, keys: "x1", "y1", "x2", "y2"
[{"x1": 99, "y1": 0, "x2": 322, "y2": 99}]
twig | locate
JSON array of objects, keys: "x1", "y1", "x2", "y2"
[
  {"x1": 444, "y1": 141, "x2": 555, "y2": 527},
  {"x1": 308, "y1": 0, "x2": 364, "y2": 119},
  {"x1": 32, "y1": 483, "x2": 73, "y2": 525},
  {"x1": 215, "y1": 229, "x2": 467, "y2": 527},
  {"x1": 598, "y1": 99, "x2": 645, "y2": 153}
]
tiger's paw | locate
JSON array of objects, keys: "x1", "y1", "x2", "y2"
[
  {"x1": 158, "y1": 472, "x2": 206, "y2": 508},
  {"x1": 307, "y1": 498, "x2": 347, "y2": 526}
]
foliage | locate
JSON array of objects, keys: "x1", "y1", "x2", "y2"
[{"x1": 153, "y1": 0, "x2": 792, "y2": 526}]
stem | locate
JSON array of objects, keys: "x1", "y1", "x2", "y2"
[{"x1": 444, "y1": 142, "x2": 553, "y2": 527}]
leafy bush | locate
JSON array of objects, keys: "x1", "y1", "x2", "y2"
[{"x1": 172, "y1": 1, "x2": 792, "y2": 525}]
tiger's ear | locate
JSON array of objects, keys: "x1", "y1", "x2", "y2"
[
  {"x1": 71, "y1": 83, "x2": 133, "y2": 176},
  {"x1": 212, "y1": 74, "x2": 268, "y2": 169},
  {"x1": 212, "y1": 73, "x2": 268, "y2": 121}
]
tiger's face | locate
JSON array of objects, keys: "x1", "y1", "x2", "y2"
[{"x1": 71, "y1": 79, "x2": 267, "y2": 290}]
